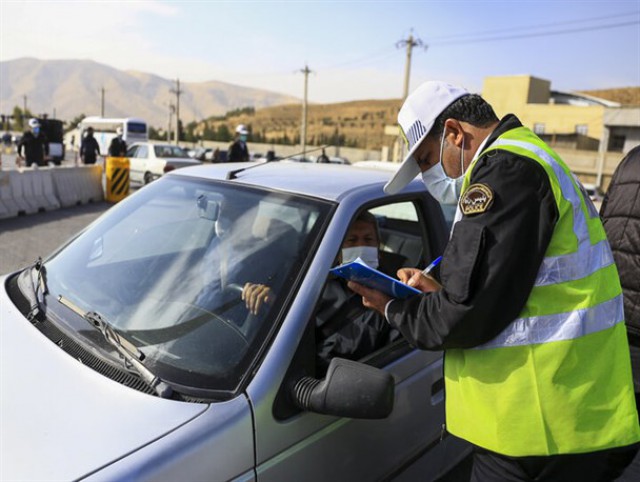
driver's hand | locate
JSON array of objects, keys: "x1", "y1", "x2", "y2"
[{"x1": 242, "y1": 283, "x2": 272, "y2": 315}]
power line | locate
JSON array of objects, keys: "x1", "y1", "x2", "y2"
[
  {"x1": 431, "y1": 20, "x2": 639, "y2": 46},
  {"x1": 429, "y1": 10, "x2": 639, "y2": 41}
]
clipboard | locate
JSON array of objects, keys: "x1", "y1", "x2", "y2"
[{"x1": 329, "y1": 258, "x2": 421, "y2": 299}]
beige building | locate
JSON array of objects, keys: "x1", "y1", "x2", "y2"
[{"x1": 483, "y1": 75, "x2": 640, "y2": 189}]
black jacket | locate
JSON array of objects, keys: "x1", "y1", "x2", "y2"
[
  {"x1": 600, "y1": 145, "x2": 640, "y2": 339},
  {"x1": 228, "y1": 139, "x2": 249, "y2": 162},
  {"x1": 18, "y1": 131, "x2": 48, "y2": 165},
  {"x1": 387, "y1": 115, "x2": 559, "y2": 350},
  {"x1": 108, "y1": 137, "x2": 127, "y2": 157},
  {"x1": 80, "y1": 135, "x2": 101, "y2": 163}
]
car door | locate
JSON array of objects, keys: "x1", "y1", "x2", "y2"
[
  {"x1": 247, "y1": 194, "x2": 470, "y2": 481},
  {"x1": 126, "y1": 144, "x2": 147, "y2": 183}
]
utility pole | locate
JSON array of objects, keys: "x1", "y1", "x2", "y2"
[
  {"x1": 23, "y1": 95, "x2": 27, "y2": 115},
  {"x1": 167, "y1": 104, "x2": 175, "y2": 142},
  {"x1": 101, "y1": 87, "x2": 105, "y2": 117},
  {"x1": 299, "y1": 65, "x2": 312, "y2": 159},
  {"x1": 394, "y1": 32, "x2": 427, "y2": 161},
  {"x1": 170, "y1": 78, "x2": 183, "y2": 145},
  {"x1": 397, "y1": 32, "x2": 426, "y2": 100}
]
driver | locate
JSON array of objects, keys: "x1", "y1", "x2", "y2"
[{"x1": 244, "y1": 211, "x2": 402, "y2": 374}]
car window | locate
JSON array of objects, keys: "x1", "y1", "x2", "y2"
[
  {"x1": 43, "y1": 177, "x2": 333, "y2": 394},
  {"x1": 154, "y1": 145, "x2": 190, "y2": 158},
  {"x1": 136, "y1": 145, "x2": 148, "y2": 158},
  {"x1": 125, "y1": 145, "x2": 138, "y2": 157}
]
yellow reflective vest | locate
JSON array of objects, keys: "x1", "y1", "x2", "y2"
[{"x1": 446, "y1": 126, "x2": 640, "y2": 456}]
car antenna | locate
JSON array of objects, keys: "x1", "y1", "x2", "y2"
[{"x1": 226, "y1": 145, "x2": 331, "y2": 180}]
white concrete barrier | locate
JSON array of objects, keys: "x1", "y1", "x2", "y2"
[
  {"x1": 0, "y1": 171, "x2": 20, "y2": 218},
  {"x1": 40, "y1": 168, "x2": 61, "y2": 210},
  {"x1": 7, "y1": 170, "x2": 37, "y2": 214},
  {"x1": 51, "y1": 165, "x2": 104, "y2": 207},
  {"x1": 0, "y1": 164, "x2": 104, "y2": 218}
]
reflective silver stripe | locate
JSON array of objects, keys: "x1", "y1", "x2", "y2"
[
  {"x1": 491, "y1": 138, "x2": 613, "y2": 285},
  {"x1": 473, "y1": 294, "x2": 624, "y2": 350},
  {"x1": 534, "y1": 239, "x2": 614, "y2": 286}
]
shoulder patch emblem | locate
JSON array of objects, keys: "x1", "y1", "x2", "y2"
[{"x1": 460, "y1": 183, "x2": 494, "y2": 215}]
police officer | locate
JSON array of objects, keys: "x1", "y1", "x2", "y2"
[
  {"x1": 228, "y1": 124, "x2": 250, "y2": 162},
  {"x1": 17, "y1": 118, "x2": 49, "y2": 167},
  {"x1": 349, "y1": 81, "x2": 640, "y2": 481},
  {"x1": 80, "y1": 127, "x2": 101, "y2": 165},
  {"x1": 107, "y1": 127, "x2": 127, "y2": 157}
]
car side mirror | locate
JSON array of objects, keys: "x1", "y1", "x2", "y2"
[{"x1": 291, "y1": 358, "x2": 394, "y2": 419}]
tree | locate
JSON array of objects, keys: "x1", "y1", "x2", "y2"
[
  {"x1": 148, "y1": 126, "x2": 163, "y2": 140},
  {"x1": 66, "y1": 113, "x2": 86, "y2": 132},
  {"x1": 12, "y1": 106, "x2": 33, "y2": 131},
  {"x1": 216, "y1": 124, "x2": 232, "y2": 142}
]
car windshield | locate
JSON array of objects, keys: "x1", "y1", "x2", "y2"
[
  {"x1": 42, "y1": 176, "x2": 331, "y2": 393},
  {"x1": 154, "y1": 145, "x2": 190, "y2": 158}
]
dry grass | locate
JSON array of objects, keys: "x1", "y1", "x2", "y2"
[{"x1": 194, "y1": 87, "x2": 639, "y2": 149}]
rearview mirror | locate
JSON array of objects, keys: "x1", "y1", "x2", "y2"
[{"x1": 197, "y1": 195, "x2": 220, "y2": 221}]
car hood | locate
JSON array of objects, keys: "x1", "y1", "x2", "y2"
[{"x1": 0, "y1": 276, "x2": 208, "y2": 481}]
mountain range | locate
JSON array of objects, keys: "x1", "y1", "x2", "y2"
[{"x1": 0, "y1": 58, "x2": 299, "y2": 128}]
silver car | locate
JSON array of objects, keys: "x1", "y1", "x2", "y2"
[{"x1": 0, "y1": 162, "x2": 470, "y2": 481}]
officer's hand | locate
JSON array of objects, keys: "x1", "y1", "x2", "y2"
[
  {"x1": 398, "y1": 268, "x2": 442, "y2": 293},
  {"x1": 242, "y1": 283, "x2": 272, "y2": 315},
  {"x1": 347, "y1": 281, "x2": 391, "y2": 315}
]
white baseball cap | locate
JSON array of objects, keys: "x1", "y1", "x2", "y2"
[
  {"x1": 384, "y1": 81, "x2": 469, "y2": 195},
  {"x1": 28, "y1": 118, "x2": 40, "y2": 128},
  {"x1": 236, "y1": 124, "x2": 249, "y2": 135}
]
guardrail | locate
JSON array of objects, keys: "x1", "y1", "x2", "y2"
[{"x1": 0, "y1": 165, "x2": 104, "y2": 220}]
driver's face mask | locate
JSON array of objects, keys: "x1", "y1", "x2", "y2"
[
  {"x1": 33, "y1": 127, "x2": 40, "y2": 135},
  {"x1": 421, "y1": 128, "x2": 466, "y2": 205},
  {"x1": 341, "y1": 246, "x2": 379, "y2": 269},
  {"x1": 239, "y1": 134, "x2": 248, "y2": 142}
]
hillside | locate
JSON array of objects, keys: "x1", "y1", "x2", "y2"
[
  {"x1": 196, "y1": 99, "x2": 403, "y2": 150},
  {"x1": 197, "y1": 87, "x2": 640, "y2": 150},
  {"x1": 0, "y1": 58, "x2": 299, "y2": 128},
  {"x1": 578, "y1": 87, "x2": 640, "y2": 106}
]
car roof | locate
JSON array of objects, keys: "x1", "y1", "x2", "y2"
[{"x1": 168, "y1": 161, "x2": 424, "y2": 202}]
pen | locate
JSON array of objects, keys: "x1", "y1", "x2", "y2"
[{"x1": 422, "y1": 255, "x2": 442, "y2": 276}]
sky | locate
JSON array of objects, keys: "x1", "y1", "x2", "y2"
[{"x1": 1, "y1": 0, "x2": 639, "y2": 103}]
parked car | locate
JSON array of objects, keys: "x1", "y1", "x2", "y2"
[
  {"x1": 126, "y1": 142, "x2": 201, "y2": 184},
  {"x1": 0, "y1": 162, "x2": 471, "y2": 481}
]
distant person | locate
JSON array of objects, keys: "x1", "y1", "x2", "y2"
[
  {"x1": 17, "y1": 118, "x2": 49, "y2": 167},
  {"x1": 317, "y1": 148, "x2": 330, "y2": 163},
  {"x1": 212, "y1": 147, "x2": 221, "y2": 163},
  {"x1": 107, "y1": 127, "x2": 127, "y2": 157},
  {"x1": 2, "y1": 132, "x2": 11, "y2": 147},
  {"x1": 228, "y1": 124, "x2": 250, "y2": 162},
  {"x1": 266, "y1": 150, "x2": 276, "y2": 162},
  {"x1": 80, "y1": 127, "x2": 101, "y2": 165}
]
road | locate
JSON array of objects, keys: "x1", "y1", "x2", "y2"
[{"x1": 0, "y1": 200, "x2": 111, "y2": 275}]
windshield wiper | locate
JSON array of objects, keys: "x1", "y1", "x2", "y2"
[
  {"x1": 17, "y1": 257, "x2": 48, "y2": 322},
  {"x1": 57, "y1": 295, "x2": 173, "y2": 399}
]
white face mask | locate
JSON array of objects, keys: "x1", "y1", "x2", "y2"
[
  {"x1": 341, "y1": 246, "x2": 379, "y2": 269},
  {"x1": 421, "y1": 129, "x2": 466, "y2": 205}
]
